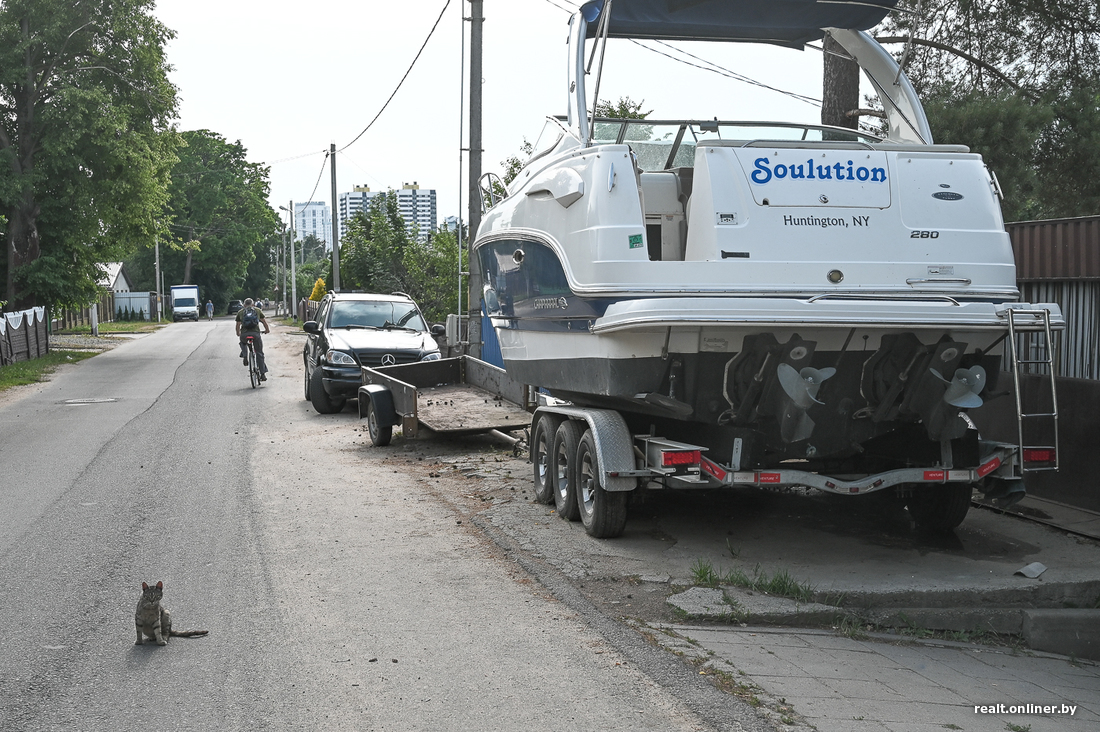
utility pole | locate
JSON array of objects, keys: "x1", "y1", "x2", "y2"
[
  {"x1": 466, "y1": 0, "x2": 484, "y2": 358},
  {"x1": 330, "y1": 143, "x2": 341, "y2": 292},
  {"x1": 154, "y1": 237, "x2": 162, "y2": 322},
  {"x1": 281, "y1": 223, "x2": 288, "y2": 314},
  {"x1": 289, "y1": 199, "x2": 297, "y2": 320}
]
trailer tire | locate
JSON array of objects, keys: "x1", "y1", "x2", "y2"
[
  {"x1": 551, "y1": 420, "x2": 583, "y2": 521},
  {"x1": 907, "y1": 483, "x2": 973, "y2": 532},
  {"x1": 576, "y1": 430, "x2": 627, "y2": 538},
  {"x1": 531, "y1": 414, "x2": 560, "y2": 505},
  {"x1": 366, "y1": 399, "x2": 393, "y2": 447}
]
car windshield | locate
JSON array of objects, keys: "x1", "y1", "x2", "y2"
[{"x1": 329, "y1": 300, "x2": 427, "y2": 331}]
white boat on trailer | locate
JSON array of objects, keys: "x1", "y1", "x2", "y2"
[{"x1": 471, "y1": 0, "x2": 1063, "y2": 537}]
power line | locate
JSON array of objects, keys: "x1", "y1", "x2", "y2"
[
  {"x1": 267, "y1": 149, "x2": 328, "y2": 166},
  {"x1": 640, "y1": 39, "x2": 822, "y2": 107},
  {"x1": 539, "y1": 0, "x2": 821, "y2": 108},
  {"x1": 338, "y1": 0, "x2": 452, "y2": 153},
  {"x1": 297, "y1": 151, "x2": 331, "y2": 209}
]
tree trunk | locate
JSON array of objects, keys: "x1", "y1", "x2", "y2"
[
  {"x1": 6, "y1": 193, "x2": 41, "y2": 310},
  {"x1": 821, "y1": 33, "x2": 861, "y2": 134}
]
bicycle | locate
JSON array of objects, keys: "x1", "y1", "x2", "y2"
[{"x1": 245, "y1": 335, "x2": 262, "y2": 388}]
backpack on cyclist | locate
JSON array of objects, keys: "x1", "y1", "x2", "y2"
[{"x1": 241, "y1": 307, "x2": 259, "y2": 329}]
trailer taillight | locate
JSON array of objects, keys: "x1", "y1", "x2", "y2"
[
  {"x1": 662, "y1": 450, "x2": 701, "y2": 467},
  {"x1": 1023, "y1": 448, "x2": 1057, "y2": 465}
]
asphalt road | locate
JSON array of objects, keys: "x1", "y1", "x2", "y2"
[{"x1": 0, "y1": 320, "x2": 751, "y2": 732}]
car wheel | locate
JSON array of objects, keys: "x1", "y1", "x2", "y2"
[
  {"x1": 576, "y1": 429, "x2": 627, "y2": 538},
  {"x1": 309, "y1": 365, "x2": 346, "y2": 414},
  {"x1": 366, "y1": 399, "x2": 393, "y2": 447},
  {"x1": 550, "y1": 419, "x2": 583, "y2": 521}
]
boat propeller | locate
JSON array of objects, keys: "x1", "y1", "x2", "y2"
[
  {"x1": 930, "y1": 365, "x2": 987, "y2": 409},
  {"x1": 777, "y1": 364, "x2": 836, "y2": 409}
]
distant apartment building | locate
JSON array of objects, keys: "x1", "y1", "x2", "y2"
[
  {"x1": 294, "y1": 201, "x2": 332, "y2": 248},
  {"x1": 337, "y1": 182, "x2": 438, "y2": 241}
]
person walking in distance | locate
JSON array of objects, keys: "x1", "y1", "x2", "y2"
[
  {"x1": 205, "y1": 300, "x2": 214, "y2": 320},
  {"x1": 236, "y1": 298, "x2": 270, "y2": 380}
]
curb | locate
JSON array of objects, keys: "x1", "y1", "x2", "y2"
[{"x1": 668, "y1": 586, "x2": 1100, "y2": 660}]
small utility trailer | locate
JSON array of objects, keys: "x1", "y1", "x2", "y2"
[{"x1": 358, "y1": 356, "x2": 533, "y2": 446}]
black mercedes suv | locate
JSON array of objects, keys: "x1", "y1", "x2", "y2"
[{"x1": 302, "y1": 292, "x2": 442, "y2": 414}]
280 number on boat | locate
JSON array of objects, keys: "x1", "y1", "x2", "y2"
[{"x1": 910, "y1": 230, "x2": 940, "y2": 239}]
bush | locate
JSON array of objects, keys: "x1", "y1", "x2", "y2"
[{"x1": 309, "y1": 278, "x2": 326, "y2": 301}]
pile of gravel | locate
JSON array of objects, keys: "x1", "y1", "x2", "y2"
[{"x1": 49, "y1": 334, "x2": 124, "y2": 352}]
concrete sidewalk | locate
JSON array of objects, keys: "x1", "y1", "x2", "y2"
[{"x1": 652, "y1": 622, "x2": 1099, "y2": 732}]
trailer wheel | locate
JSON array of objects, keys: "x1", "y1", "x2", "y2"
[
  {"x1": 551, "y1": 420, "x2": 583, "y2": 521},
  {"x1": 366, "y1": 399, "x2": 392, "y2": 447},
  {"x1": 531, "y1": 415, "x2": 560, "y2": 505},
  {"x1": 576, "y1": 430, "x2": 627, "y2": 538},
  {"x1": 907, "y1": 483, "x2": 973, "y2": 532}
]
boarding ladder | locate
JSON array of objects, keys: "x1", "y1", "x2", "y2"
[{"x1": 1004, "y1": 307, "x2": 1060, "y2": 472}]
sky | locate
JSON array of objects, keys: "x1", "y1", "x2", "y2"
[{"x1": 152, "y1": 0, "x2": 838, "y2": 231}]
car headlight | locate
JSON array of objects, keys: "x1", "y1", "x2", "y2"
[
  {"x1": 326, "y1": 349, "x2": 357, "y2": 366},
  {"x1": 421, "y1": 351, "x2": 442, "y2": 361}
]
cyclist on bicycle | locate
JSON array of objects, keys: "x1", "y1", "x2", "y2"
[{"x1": 235, "y1": 298, "x2": 270, "y2": 380}]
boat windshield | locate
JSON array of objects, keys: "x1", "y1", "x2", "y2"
[{"x1": 582, "y1": 117, "x2": 882, "y2": 172}]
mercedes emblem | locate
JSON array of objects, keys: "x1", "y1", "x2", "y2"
[{"x1": 381, "y1": 354, "x2": 396, "y2": 366}]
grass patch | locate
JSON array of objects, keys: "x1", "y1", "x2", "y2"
[
  {"x1": 724, "y1": 564, "x2": 816, "y2": 603},
  {"x1": 691, "y1": 558, "x2": 722, "y2": 586},
  {"x1": 690, "y1": 558, "x2": 816, "y2": 603},
  {"x1": 0, "y1": 350, "x2": 98, "y2": 391}
]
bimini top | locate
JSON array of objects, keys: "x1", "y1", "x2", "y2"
[{"x1": 580, "y1": 0, "x2": 899, "y2": 47}]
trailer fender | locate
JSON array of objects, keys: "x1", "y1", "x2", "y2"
[
  {"x1": 533, "y1": 406, "x2": 637, "y2": 492},
  {"x1": 358, "y1": 384, "x2": 398, "y2": 426}
]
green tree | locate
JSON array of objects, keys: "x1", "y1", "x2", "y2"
[
  {"x1": 878, "y1": 1, "x2": 1100, "y2": 219},
  {"x1": 0, "y1": 0, "x2": 179, "y2": 310},
  {"x1": 336, "y1": 192, "x2": 459, "y2": 323},
  {"x1": 128, "y1": 130, "x2": 279, "y2": 306}
]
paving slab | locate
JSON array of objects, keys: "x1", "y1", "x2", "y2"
[{"x1": 656, "y1": 623, "x2": 1100, "y2": 732}]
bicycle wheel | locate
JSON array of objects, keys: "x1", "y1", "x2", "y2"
[{"x1": 248, "y1": 346, "x2": 258, "y2": 388}]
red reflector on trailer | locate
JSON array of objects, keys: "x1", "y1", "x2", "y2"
[
  {"x1": 1023, "y1": 448, "x2": 1057, "y2": 464},
  {"x1": 662, "y1": 450, "x2": 701, "y2": 467},
  {"x1": 977, "y1": 457, "x2": 1001, "y2": 477},
  {"x1": 701, "y1": 459, "x2": 726, "y2": 481}
]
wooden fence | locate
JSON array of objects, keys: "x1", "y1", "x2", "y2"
[
  {"x1": 0, "y1": 306, "x2": 49, "y2": 365},
  {"x1": 53, "y1": 292, "x2": 116, "y2": 332}
]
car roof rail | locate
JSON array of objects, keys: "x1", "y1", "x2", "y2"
[{"x1": 391, "y1": 291, "x2": 412, "y2": 299}]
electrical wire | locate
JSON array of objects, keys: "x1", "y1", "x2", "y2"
[
  {"x1": 539, "y1": 0, "x2": 822, "y2": 108},
  {"x1": 338, "y1": 0, "x2": 452, "y2": 153},
  {"x1": 644, "y1": 39, "x2": 822, "y2": 106}
]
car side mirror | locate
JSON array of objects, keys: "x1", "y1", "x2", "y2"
[
  {"x1": 430, "y1": 324, "x2": 446, "y2": 337},
  {"x1": 303, "y1": 321, "x2": 320, "y2": 334}
]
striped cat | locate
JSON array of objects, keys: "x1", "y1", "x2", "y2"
[{"x1": 134, "y1": 581, "x2": 208, "y2": 646}]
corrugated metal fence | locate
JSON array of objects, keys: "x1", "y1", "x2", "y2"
[
  {"x1": 0, "y1": 307, "x2": 49, "y2": 365},
  {"x1": 1008, "y1": 217, "x2": 1100, "y2": 380}
]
